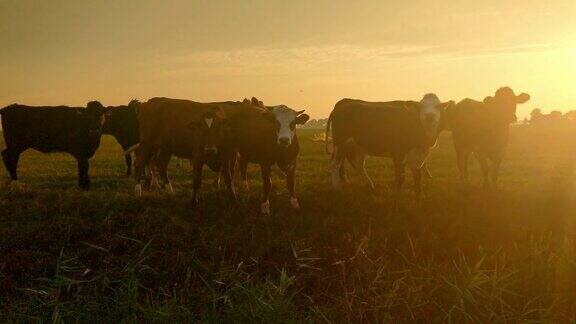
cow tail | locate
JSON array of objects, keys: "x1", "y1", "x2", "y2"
[{"x1": 124, "y1": 143, "x2": 140, "y2": 156}]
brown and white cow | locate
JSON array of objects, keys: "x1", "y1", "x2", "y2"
[
  {"x1": 447, "y1": 87, "x2": 530, "y2": 189},
  {"x1": 131, "y1": 98, "x2": 236, "y2": 206},
  {"x1": 229, "y1": 98, "x2": 310, "y2": 214},
  {"x1": 326, "y1": 94, "x2": 453, "y2": 199}
]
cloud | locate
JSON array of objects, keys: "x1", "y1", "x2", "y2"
[{"x1": 140, "y1": 42, "x2": 572, "y2": 80}]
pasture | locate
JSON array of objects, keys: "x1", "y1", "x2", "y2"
[{"x1": 1, "y1": 125, "x2": 576, "y2": 322}]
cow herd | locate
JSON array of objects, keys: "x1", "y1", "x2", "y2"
[{"x1": 0, "y1": 87, "x2": 530, "y2": 213}]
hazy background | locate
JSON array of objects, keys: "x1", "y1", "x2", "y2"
[{"x1": 1, "y1": 0, "x2": 575, "y2": 118}]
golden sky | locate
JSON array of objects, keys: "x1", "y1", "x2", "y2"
[{"x1": 1, "y1": 0, "x2": 575, "y2": 118}]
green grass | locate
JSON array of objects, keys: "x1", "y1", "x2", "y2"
[{"x1": 1, "y1": 126, "x2": 576, "y2": 322}]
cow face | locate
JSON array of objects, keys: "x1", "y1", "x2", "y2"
[
  {"x1": 484, "y1": 87, "x2": 530, "y2": 123},
  {"x1": 80, "y1": 101, "x2": 110, "y2": 137},
  {"x1": 188, "y1": 107, "x2": 228, "y2": 155},
  {"x1": 102, "y1": 99, "x2": 139, "y2": 136},
  {"x1": 265, "y1": 105, "x2": 310, "y2": 147},
  {"x1": 419, "y1": 93, "x2": 445, "y2": 137}
]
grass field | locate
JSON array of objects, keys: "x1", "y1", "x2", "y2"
[{"x1": 1, "y1": 125, "x2": 576, "y2": 322}]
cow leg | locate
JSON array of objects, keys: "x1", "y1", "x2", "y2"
[
  {"x1": 422, "y1": 163, "x2": 432, "y2": 179},
  {"x1": 456, "y1": 149, "x2": 471, "y2": 184},
  {"x1": 286, "y1": 162, "x2": 299, "y2": 210},
  {"x1": 393, "y1": 157, "x2": 406, "y2": 197},
  {"x1": 491, "y1": 156, "x2": 503, "y2": 188},
  {"x1": 1, "y1": 148, "x2": 21, "y2": 182},
  {"x1": 125, "y1": 153, "x2": 132, "y2": 177},
  {"x1": 331, "y1": 146, "x2": 345, "y2": 189},
  {"x1": 213, "y1": 171, "x2": 221, "y2": 189},
  {"x1": 239, "y1": 158, "x2": 249, "y2": 191},
  {"x1": 221, "y1": 158, "x2": 237, "y2": 203},
  {"x1": 133, "y1": 147, "x2": 154, "y2": 196},
  {"x1": 77, "y1": 157, "x2": 90, "y2": 189},
  {"x1": 338, "y1": 145, "x2": 353, "y2": 184},
  {"x1": 410, "y1": 166, "x2": 422, "y2": 201},
  {"x1": 148, "y1": 155, "x2": 161, "y2": 190},
  {"x1": 477, "y1": 155, "x2": 490, "y2": 190},
  {"x1": 260, "y1": 163, "x2": 272, "y2": 215},
  {"x1": 156, "y1": 150, "x2": 174, "y2": 194},
  {"x1": 191, "y1": 157, "x2": 204, "y2": 207},
  {"x1": 339, "y1": 158, "x2": 348, "y2": 184},
  {"x1": 351, "y1": 148, "x2": 374, "y2": 192}
]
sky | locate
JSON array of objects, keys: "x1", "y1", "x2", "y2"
[{"x1": 1, "y1": 0, "x2": 575, "y2": 119}]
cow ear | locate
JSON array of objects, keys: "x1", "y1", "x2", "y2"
[
  {"x1": 128, "y1": 99, "x2": 140, "y2": 107},
  {"x1": 516, "y1": 93, "x2": 530, "y2": 104},
  {"x1": 295, "y1": 113, "x2": 310, "y2": 125},
  {"x1": 441, "y1": 101, "x2": 455, "y2": 111},
  {"x1": 483, "y1": 96, "x2": 495, "y2": 105},
  {"x1": 87, "y1": 101, "x2": 104, "y2": 110}
]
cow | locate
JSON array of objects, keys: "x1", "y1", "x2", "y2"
[
  {"x1": 102, "y1": 99, "x2": 140, "y2": 177},
  {"x1": 447, "y1": 87, "x2": 530, "y2": 189},
  {"x1": 326, "y1": 94, "x2": 453, "y2": 199},
  {"x1": 228, "y1": 98, "x2": 310, "y2": 214},
  {"x1": 0, "y1": 101, "x2": 110, "y2": 189},
  {"x1": 131, "y1": 98, "x2": 237, "y2": 206}
]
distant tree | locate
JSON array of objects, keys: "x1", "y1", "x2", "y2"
[
  {"x1": 549, "y1": 110, "x2": 563, "y2": 121},
  {"x1": 564, "y1": 110, "x2": 576, "y2": 121},
  {"x1": 530, "y1": 108, "x2": 543, "y2": 124}
]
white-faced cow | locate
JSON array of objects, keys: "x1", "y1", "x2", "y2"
[
  {"x1": 229, "y1": 98, "x2": 310, "y2": 214},
  {"x1": 447, "y1": 87, "x2": 530, "y2": 189},
  {"x1": 0, "y1": 101, "x2": 110, "y2": 189},
  {"x1": 326, "y1": 94, "x2": 454, "y2": 199}
]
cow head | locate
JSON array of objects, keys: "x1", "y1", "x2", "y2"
[
  {"x1": 80, "y1": 101, "x2": 110, "y2": 137},
  {"x1": 188, "y1": 107, "x2": 228, "y2": 155},
  {"x1": 418, "y1": 93, "x2": 452, "y2": 137},
  {"x1": 484, "y1": 87, "x2": 530, "y2": 123},
  {"x1": 262, "y1": 104, "x2": 310, "y2": 147},
  {"x1": 102, "y1": 99, "x2": 139, "y2": 136}
]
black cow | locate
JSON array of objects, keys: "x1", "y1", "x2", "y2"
[
  {"x1": 102, "y1": 99, "x2": 140, "y2": 177},
  {"x1": 1, "y1": 101, "x2": 109, "y2": 188}
]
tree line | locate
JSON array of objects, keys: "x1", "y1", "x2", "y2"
[{"x1": 524, "y1": 108, "x2": 576, "y2": 125}]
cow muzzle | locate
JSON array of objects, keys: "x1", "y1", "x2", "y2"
[
  {"x1": 278, "y1": 137, "x2": 290, "y2": 147},
  {"x1": 88, "y1": 130, "x2": 101, "y2": 137}
]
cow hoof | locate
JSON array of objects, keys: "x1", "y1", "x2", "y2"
[
  {"x1": 165, "y1": 183, "x2": 175, "y2": 195},
  {"x1": 290, "y1": 197, "x2": 300, "y2": 210},
  {"x1": 134, "y1": 184, "x2": 143, "y2": 197},
  {"x1": 260, "y1": 201, "x2": 270, "y2": 215}
]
